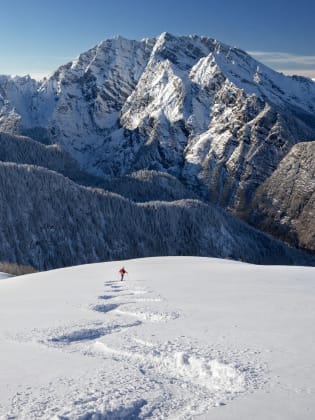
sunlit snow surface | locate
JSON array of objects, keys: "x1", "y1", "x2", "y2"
[{"x1": 1, "y1": 257, "x2": 315, "y2": 419}]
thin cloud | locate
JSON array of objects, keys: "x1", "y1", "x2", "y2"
[
  {"x1": 248, "y1": 51, "x2": 315, "y2": 78},
  {"x1": 249, "y1": 51, "x2": 315, "y2": 65},
  {"x1": 280, "y1": 69, "x2": 315, "y2": 79}
]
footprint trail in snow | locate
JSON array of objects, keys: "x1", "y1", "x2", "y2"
[{"x1": 5, "y1": 275, "x2": 265, "y2": 419}]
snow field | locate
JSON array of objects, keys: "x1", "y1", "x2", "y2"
[{"x1": 1, "y1": 257, "x2": 314, "y2": 419}]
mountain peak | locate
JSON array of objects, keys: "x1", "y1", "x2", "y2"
[{"x1": 0, "y1": 34, "x2": 314, "y2": 257}]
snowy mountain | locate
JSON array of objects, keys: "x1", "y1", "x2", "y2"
[
  {"x1": 0, "y1": 33, "x2": 314, "y2": 259},
  {"x1": 1, "y1": 257, "x2": 315, "y2": 419}
]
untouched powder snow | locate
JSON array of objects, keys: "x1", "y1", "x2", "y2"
[{"x1": 0, "y1": 257, "x2": 315, "y2": 419}]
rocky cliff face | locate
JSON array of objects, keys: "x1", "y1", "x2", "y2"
[
  {"x1": 250, "y1": 142, "x2": 315, "y2": 252},
  {"x1": 0, "y1": 32, "x2": 314, "y2": 255}
]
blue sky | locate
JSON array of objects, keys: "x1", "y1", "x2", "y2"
[{"x1": 0, "y1": 0, "x2": 314, "y2": 79}]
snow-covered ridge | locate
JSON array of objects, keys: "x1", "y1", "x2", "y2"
[
  {"x1": 1, "y1": 33, "x2": 314, "y2": 163},
  {"x1": 1, "y1": 34, "x2": 314, "y2": 158},
  {"x1": 0, "y1": 33, "x2": 314, "y2": 253}
]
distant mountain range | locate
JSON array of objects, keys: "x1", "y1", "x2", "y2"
[{"x1": 0, "y1": 33, "x2": 314, "y2": 268}]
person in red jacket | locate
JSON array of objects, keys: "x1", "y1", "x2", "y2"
[{"x1": 119, "y1": 267, "x2": 127, "y2": 281}]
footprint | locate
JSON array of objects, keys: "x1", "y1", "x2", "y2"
[
  {"x1": 49, "y1": 328, "x2": 109, "y2": 343},
  {"x1": 98, "y1": 295, "x2": 114, "y2": 300},
  {"x1": 22, "y1": 321, "x2": 143, "y2": 347},
  {"x1": 93, "y1": 304, "x2": 119, "y2": 313}
]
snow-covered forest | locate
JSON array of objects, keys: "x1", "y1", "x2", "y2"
[{"x1": 0, "y1": 161, "x2": 313, "y2": 270}]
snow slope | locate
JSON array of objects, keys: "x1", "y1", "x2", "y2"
[{"x1": 1, "y1": 257, "x2": 315, "y2": 419}]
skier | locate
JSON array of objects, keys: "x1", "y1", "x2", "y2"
[{"x1": 119, "y1": 267, "x2": 127, "y2": 281}]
